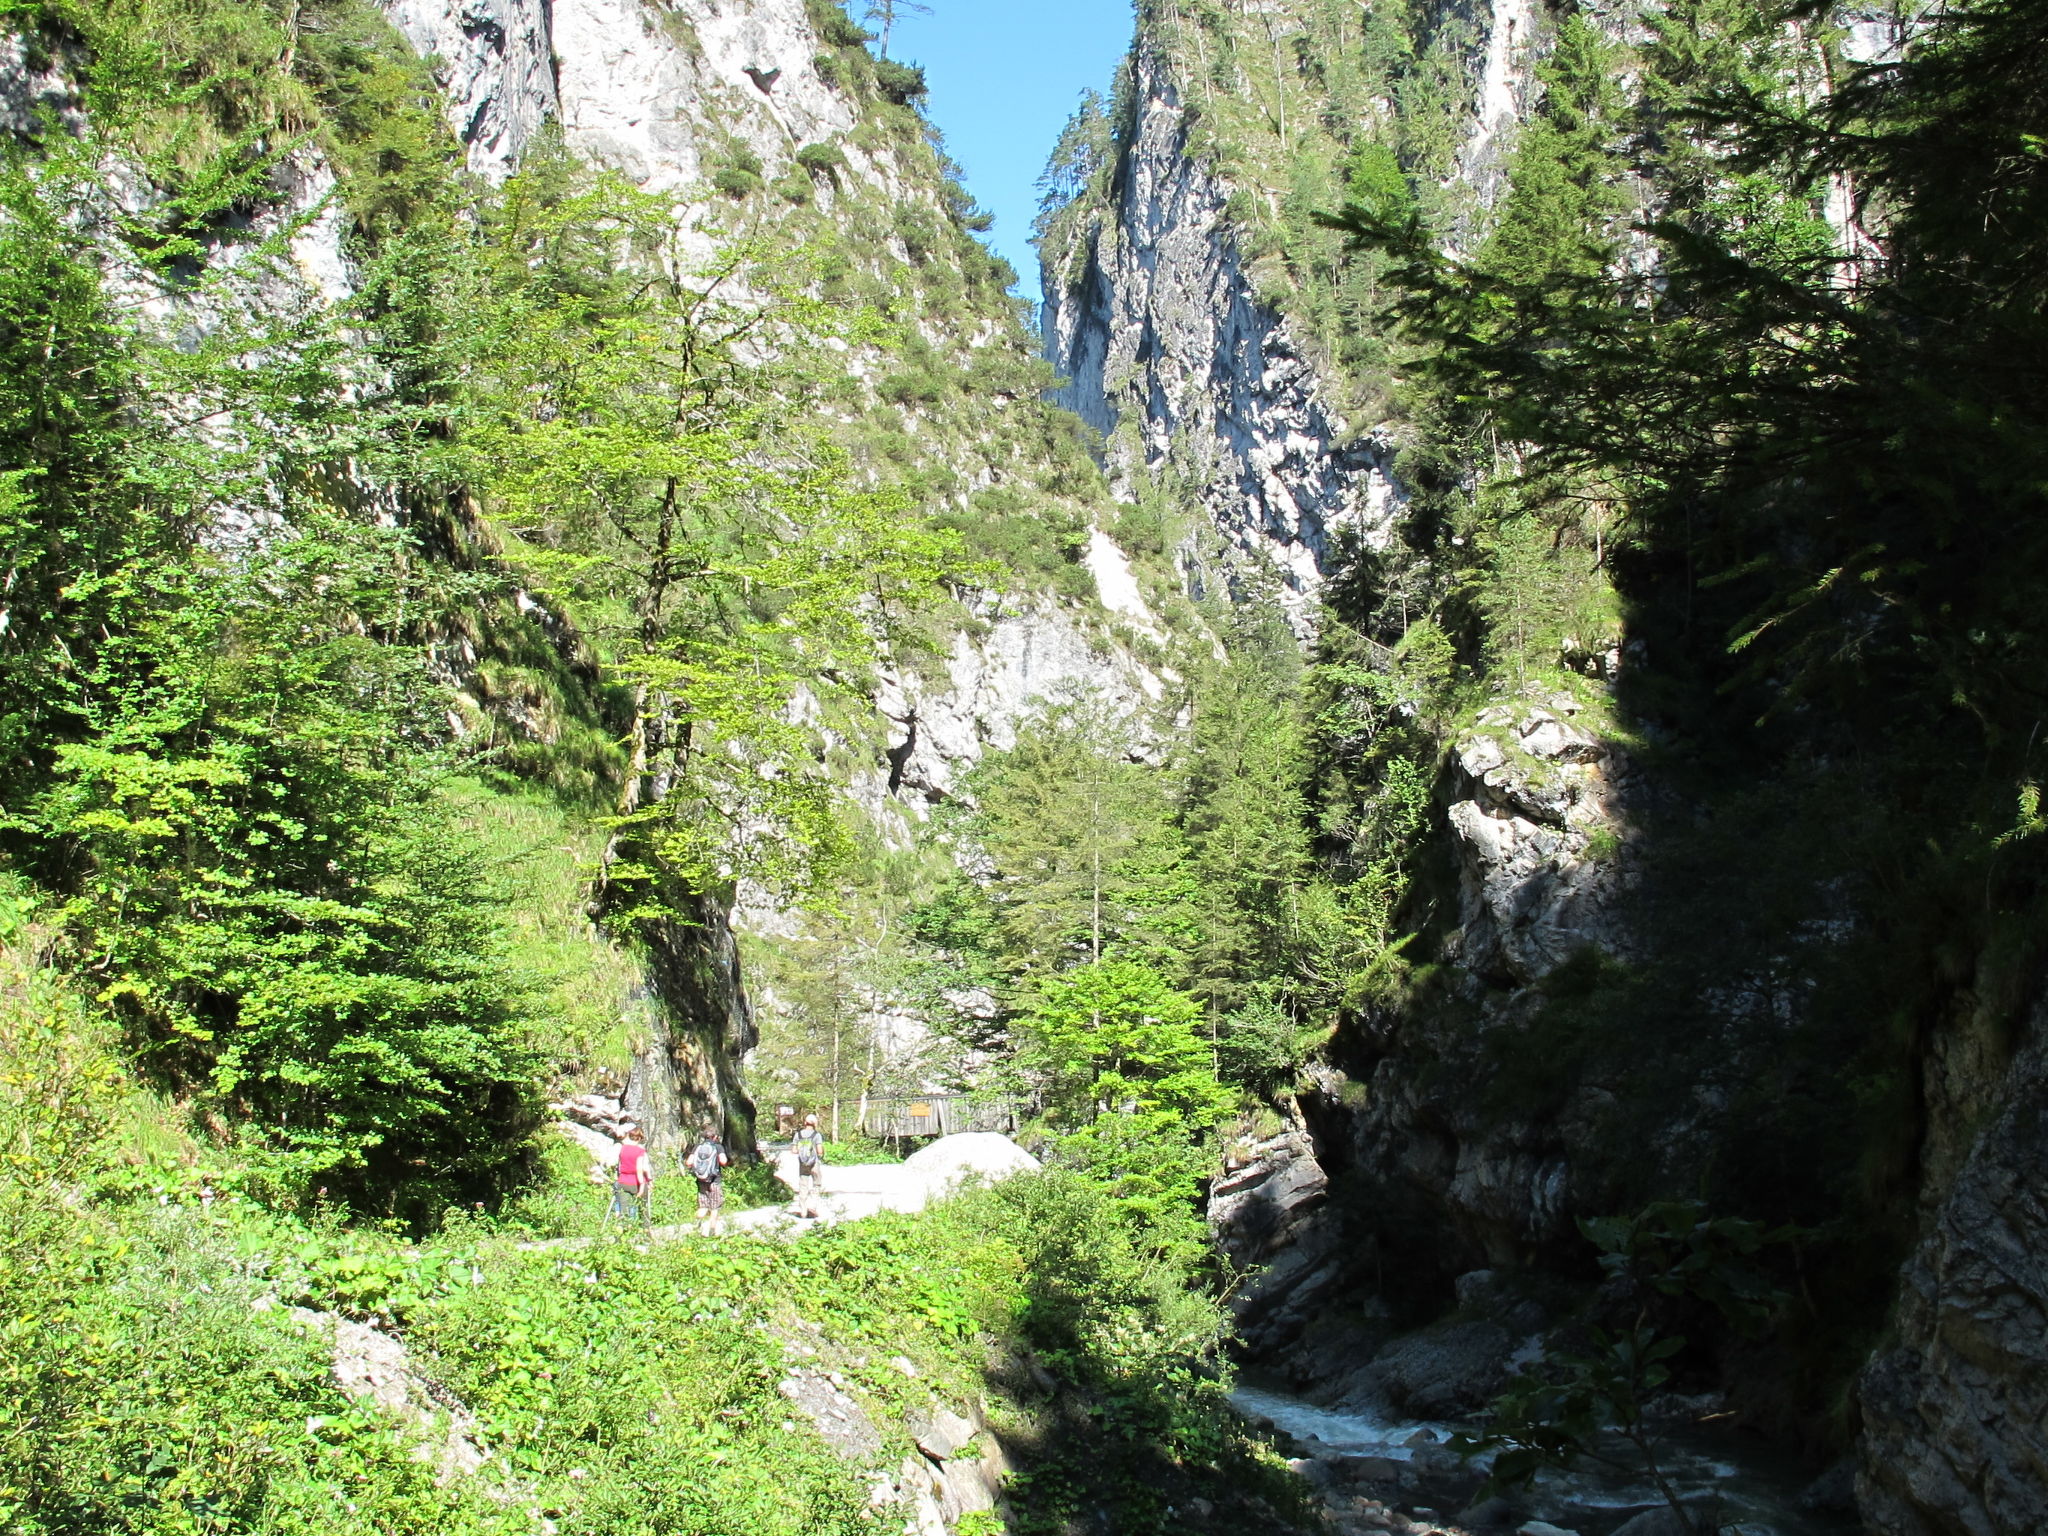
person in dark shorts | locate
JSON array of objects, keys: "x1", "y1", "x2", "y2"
[
  {"x1": 611, "y1": 1125, "x2": 653, "y2": 1226},
  {"x1": 789, "y1": 1112, "x2": 826, "y2": 1219},
  {"x1": 688, "y1": 1124, "x2": 731, "y2": 1237}
]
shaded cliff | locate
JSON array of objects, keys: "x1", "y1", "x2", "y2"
[{"x1": 1051, "y1": 1, "x2": 2048, "y2": 1529}]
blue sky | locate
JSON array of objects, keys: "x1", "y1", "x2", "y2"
[{"x1": 883, "y1": 1, "x2": 1136, "y2": 293}]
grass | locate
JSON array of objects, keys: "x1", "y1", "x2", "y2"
[{"x1": 0, "y1": 1100, "x2": 1315, "y2": 1536}]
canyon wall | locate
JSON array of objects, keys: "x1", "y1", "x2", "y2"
[{"x1": 1049, "y1": 3, "x2": 2047, "y2": 1529}]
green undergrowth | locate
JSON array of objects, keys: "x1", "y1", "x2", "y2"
[{"x1": 3, "y1": 1130, "x2": 1309, "y2": 1535}]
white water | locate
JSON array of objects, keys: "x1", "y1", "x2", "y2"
[
  {"x1": 1229, "y1": 1383, "x2": 1454, "y2": 1462},
  {"x1": 1230, "y1": 1382, "x2": 1847, "y2": 1536}
]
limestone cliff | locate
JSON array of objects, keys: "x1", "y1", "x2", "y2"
[{"x1": 1040, "y1": 35, "x2": 1402, "y2": 613}]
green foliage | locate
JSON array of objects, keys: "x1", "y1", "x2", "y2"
[
  {"x1": 1319, "y1": 10, "x2": 2048, "y2": 1423},
  {"x1": 0, "y1": 1123, "x2": 1291, "y2": 1536},
  {"x1": 1578, "y1": 1200, "x2": 1794, "y2": 1337},
  {"x1": 0, "y1": 1211, "x2": 470, "y2": 1536},
  {"x1": 1472, "y1": 515, "x2": 1613, "y2": 686},
  {"x1": 27, "y1": 517, "x2": 544, "y2": 1215},
  {"x1": 795, "y1": 140, "x2": 848, "y2": 186},
  {"x1": 713, "y1": 163, "x2": 765, "y2": 198},
  {"x1": 1021, "y1": 960, "x2": 1231, "y2": 1253},
  {"x1": 0, "y1": 113, "x2": 542, "y2": 1214},
  {"x1": 439, "y1": 778, "x2": 645, "y2": 1080},
  {"x1": 1475, "y1": 14, "x2": 1630, "y2": 287},
  {"x1": 1213, "y1": 989, "x2": 1321, "y2": 1099},
  {"x1": 871, "y1": 57, "x2": 928, "y2": 106},
  {"x1": 808, "y1": 0, "x2": 874, "y2": 49},
  {"x1": 966, "y1": 693, "x2": 1193, "y2": 973},
  {"x1": 408, "y1": 151, "x2": 966, "y2": 913},
  {"x1": 1179, "y1": 613, "x2": 1314, "y2": 1014},
  {"x1": 1024, "y1": 959, "x2": 1230, "y2": 1129},
  {"x1": 27, "y1": 0, "x2": 460, "y2": 243}
]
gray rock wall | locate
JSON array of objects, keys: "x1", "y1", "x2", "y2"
[
  {"x1": 1859, "y1": 1006, "x2": 2048, "y2": 1536},
  {"x1": 1040, "y1": 43, "x2": 1404, "y2": 617}
]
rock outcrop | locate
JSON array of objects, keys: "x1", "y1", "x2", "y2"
[
  {"x1": 855, "y1": 594, "x2": 1168, "y2": 827},
  {"x1": 382, "y1": 0, "x2": 556, "y2": 176},
  {"x1": 384, "y1": 0, "x2": 856, "y2": 192},
  {"x1": 1858, "y1": 1006, "x2": 2048, "y2": 1536},
  {"x1": 1440, "y1": 698, "x2": 1632, "y2": 987},
  {"x1": 1041, "y1": 40, "x2": 1403, "y2": 613}
]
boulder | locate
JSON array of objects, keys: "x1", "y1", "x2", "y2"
[
  {"x1": 914, "y1": 1403, "x2": 978, "y2": 1462},
  {"x1": 1518, "y1": 714, "x2": 1601, "y2": 762},
  {"x1": 897, "y1": 1455, "x2": 947, "y2": 1536},
  {"x1": 938, "y1": 1456, "x2": 995, "y2": 1521},
  {"x1": 1210, "y1": 1125, "x2": 1329, "y2": 1267},
  {"x1": 902, "y1": 1132, "x2": 1041, "y2": 1182},
  {"x1": 1345, "y1": 1320, "x2": 1514, "y2": 1418},
  {"x1": 1336, "y1": 1455, "x2": 1404, "y2": 1483}
]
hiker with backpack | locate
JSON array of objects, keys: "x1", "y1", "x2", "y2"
[
  {"x1": 688, "y1": 1124, "x2": 731, "y2": 1237},
  {"x1": 789, "y1": 1112, "x2": 826, "y2": 1220},
  {"x1": 611, "y1": 1125, "x2": 653, "y2": 1227}
]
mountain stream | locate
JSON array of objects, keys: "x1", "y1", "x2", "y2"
[{"x1": 1231, "y1": 1379, "x2": 1860, "y2": 1536}]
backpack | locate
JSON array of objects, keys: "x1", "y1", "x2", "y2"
[
  {"x1": 796, "y1": 1131, "x2": 823, "y2": 1172},
  {"x1": 690, "y1": 1141, "x2": 721, "y2": 1182}
]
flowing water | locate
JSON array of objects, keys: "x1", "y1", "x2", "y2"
[{"x1": 1231, "y1": 1380, "x2": 1857, "y2": 1536}]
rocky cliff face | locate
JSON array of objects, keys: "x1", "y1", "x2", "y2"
[
  {"x1": 385, "y1": 0, "x2": 858, "y2": 189},
  {"x1": 1041, "y1": 38, "x2": 1403, "y2": 615},
  {"x1": 1857, "y1": 999, "x2": 2048, "y2": 1536},
  {"x1": 1078, "y1": 1, "x2": 2048, "y2": 1523}
]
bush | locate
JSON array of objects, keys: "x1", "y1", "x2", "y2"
[
  {"x1": 713, "y1": 165, "x2": 763, "y2": 197},
  {"x1": 808, "y1": 0, "x2": 873, "y2": 48},
  {"x1": 795, "y1": 141, "x2": 847, "y2": 183},
  {"x1": 879, "y1": 367, "x2": 946, "y2": 405},
  {"x1": 27, "y1": 519, "x2": 545, "y2": 1220},
  {"x1": 873, "y1": 57, "x2": 928, "y2": 105}
]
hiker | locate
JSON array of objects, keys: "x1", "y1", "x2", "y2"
[
  {"x1": 789, "y1": 1112, "x2": 826, "y2": 1219},
  {"x1": 611, "y1": 1124, "x2": 653, "y2": 1226},
  {"x1": 688, "y1": 1123, "x2": 731, "y2": 1237}
]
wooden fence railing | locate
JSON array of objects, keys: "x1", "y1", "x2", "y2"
[{"x1": 851, "y1": 1094, "x2": 1021, "y2": 1139}]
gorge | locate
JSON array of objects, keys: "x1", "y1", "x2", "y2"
[{"x1": 1, "y1": 1, "x2": 2044, "y2": 1535}]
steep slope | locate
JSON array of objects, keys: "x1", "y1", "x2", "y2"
[
  {"x1": 1037, "y1": 0, "x2": 1526, "y2": 610},
  {"x1": 388, "y1": 0, "x2": 1188, "y2": 783},
  {"x1": 378, "y1": 0, "x2": 1225, "y2": 1111},
  {"x1": 0, "y1": 0, "x2": 1191, "y2": 1192}
]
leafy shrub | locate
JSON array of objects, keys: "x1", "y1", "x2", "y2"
[
  {"x1": 714, "y1": 164, "x2": 765, "y2": 198},
  {"x1": 872, "y1": 57, "x2": 928, "y2": 105},
  {"x1": 808, "y1": 0, "x2": 873, "y2": 48},
  {"x1": 879, "y1": 366, "x2": 946, "y2": 405},
  {"x1": 795, "y1": 141, "x2": 848, "y2": 185},
  {"x1": 0, "y1": 1210, "x2": 466, "y2": 1536},
  {"x1": 29, "y1": 519, "x2": 545, "y2": 1218}
]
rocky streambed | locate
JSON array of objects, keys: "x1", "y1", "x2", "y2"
[{"x1": 1234, "y1": 1380, "x2": 1860, "y2": 1536}]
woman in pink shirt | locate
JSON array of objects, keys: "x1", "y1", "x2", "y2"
[{"x1": 612, "y1": 1125, "x2": 653, "y2": 1225}]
